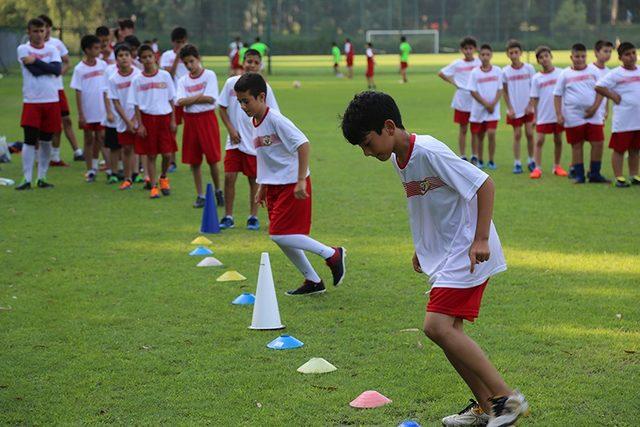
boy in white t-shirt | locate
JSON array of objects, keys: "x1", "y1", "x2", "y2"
[
  {"x1": 96, "y1": 26, "x2": 115, "y2": 65},
  {"x1": 588, "y1": 40, "x2": 614, "y2": 126},
  {"x1": 595, "y1": 42, "x2": 640, "y2": 188},
  {"x1": 233, "y1": 72, "x2": 346, "y2": 296},
  {"x1": 341, "y1": 91, "x2": 528, "y2": 427},
  {"x1": 365, "y1": 43, "x2": 376, "y2": 89},
  {"x1": 438, "y1": 37, "x2": 480, "y2": 159}
]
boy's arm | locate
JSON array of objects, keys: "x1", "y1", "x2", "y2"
[
  {"x1": 528, "y1": 97, "x2": 539, "y2": 114},
  {"x1": 218, "y1": 106, "x2": 240, "y2": 144},
  {"x1": 177, "y1": 94, "x2": 214, "y2": 107},
  {"x1": 25, "y1": 60, "x2": 62, "y2": 76},
  {"x1": 112, "y1": 99, "x2": 135, "y2": 132},
  {"x1": 75, "y1": 89, "x2": 86, "y2": 127},
  {"x1": 491, "y1": 89, "x2": 502, "y2": 107},
  {"x1": 294, "y1": 142, "x2": 310, "y2": 199},
  {"x1": 103, "y1": 91, "x2": 114, "y2": 123},
  {"x1": 471, "y1": 91, "x2": 490, "y2": 109},
  {"x1": 437, "y1": 71, "x2": 458, "y2": 87},
  {"x1": 469, "y1": 177, "x2": 495, "y2": 273},
  {"x1": 502, "y1": 83, "x2": 514, "y2": 117},
  {"x1": 134, "y1": 106, "x2": 146, "y2": 137},
  {"x1": 585, "y1": 93, "x2": 604, "y2": 118},
  {"x1": 595, "y1": 85, "x2": 621, "y2": 104},
  {"x1": 61, "y1": 55, "x2": 71, "y2": 75},
  {"x1": 554, "y1": 95, "x2": 564, "y2": 125},
  {"x1": 169, "y1": 100, "x2": 176, "y2": 133}
]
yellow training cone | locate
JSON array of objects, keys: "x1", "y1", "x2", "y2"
[
  {"x1": 297, "y1": 357, "x2": 337, "y2": 374},
  {"x1": 191, "y1": 236, "x2": 213, "y2": 245},
  {"x1": 216, "y1": 270, "x2": 247, "y2": 282}
]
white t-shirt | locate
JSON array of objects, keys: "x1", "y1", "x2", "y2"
[
  {"x1": 151, "y1": 43, "x2": 159, "y2": 53},
  {"x1": 176, "y1": 69, "x2": 219, "y2": 114},
  {"x1": 160, "y1": 49, "x2": 189, "y2": 88},
  {"x1": 45, "y1": 37, "x2": 68, "y2": 90},
  {"x1": 466, "y1": 65, "x2": 502, "y2": 123},
  {"x1": 102, "y1": 64, "x2": 119, "y2": 127},
  {"x1": 530, "y1": 67, "x2": 563, "y2": 125},
  {"x1": 70, "y1": 59, "x2": 108, "y2": 123},
  {"x1": 229, "y1": 41, "x2": 241, "y2": 58},
  {"x1": 17, "y1": 42, "x2": 61, "y2": 103},
  {"x1": 440, "y1": 58, "x2": 481, "y2": 112},
  {"x1": 128, "y1": 69, "x2": 175, "y2": 115},
  {"x1": 100, "y1": 50, "x2": 116, "y2": 65},
  {"x1": 596, "y1": 66, "x2": 640, "y2": 133},
  {"x1": 108, "y1": 67, "x2": 141, "y2": 132},
  {"x1": 366, "y1": 47, "x2": 374, "y2": 59},
  {"x1": 252, "y1": 108, "x2": 309, "y2": 185},
  {"x1": 344, "y1": 42, "x2": 352, "y2": 55},
  {"x1": 218, "y1": 75, "x2": 280, "y2": 155},
  {"x1": 587, "y1": 63, "x2": 609, "y2": 124},
  {"x1": 392, "y1": 134, "x2": 507, "y2": 289},
  {"x1": 502, "y1": 63, "x2": 536, "y2": 118},
  {"x1": 553, "y1": 67, "x2": 601, "y2": 127}
]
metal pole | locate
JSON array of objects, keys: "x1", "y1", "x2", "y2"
[
  {"x1": 495, "y1": 0, "x2": 500, "y2": 44},
  {"x1": 266, "y1": 0, "x2": 272, "y2": 75},
  {"x1": 387, "y1": 0, "x2": 392, "y2": 29},
  {"x1": 525, "y1": 0, "x2": 531, "y2": 63},
  {"x1": 414, "y1": 0, "x2": 418, "y2": 29}
]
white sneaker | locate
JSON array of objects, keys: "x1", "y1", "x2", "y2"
[
  {"x1": 442, "y1": 399, "x2": 490, "y2": 426},
  {"x1": 487, "y1": 390, "x2": 529, "y2": 427}
]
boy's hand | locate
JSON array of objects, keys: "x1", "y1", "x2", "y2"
[
  {"x1": 610, "y1": 92, "x2": 622, "y2": 105},
  {"x1": 556, "y1": 113, "x2": 565, "y2": 126},
  {"x1": 486, "y1": 103, "x2": 495, "y2": 114},
  {"x1": 507, "y1": 107, "x2": 515, "y2": 119},
  {"x1": 229, "y1": 128, "x2": 241, "y2": 144},
  {"x1": 469, "y1": 238, "x2": 490, "y2": 273},
  {"x1": 525, "y1": 105, "x2": 535, "y2": 115},
  {"x1": 254, "y1": 184, "x2": 266, "y2": 207},
  {"x1": 169, "y1": 119, "x2": 177, "y2": 134},
  {"x1": 78, "y1": 115, "x2": 86, "y2": 128},
  {"x1": 412, "y1": 252, "x2": 422, "y2": 273},
  {"x1": 22, "y1": 55, "x2": 36, "y2": 65},
  {"x1": 137, "y1": 124, "x2": 147, "y2": 138},
  {"x1": 126, "y1": 120, "x2": 136, "y2": 133},
  {"x1": 294, "y1": 178, "x2": 309, "y2": 199},
  {"x1": 106, "y1": 112, "x2": 114, "y2": 123},
  {"x1": 584, "y1": 105, "x2": 598, "y2": 118}
]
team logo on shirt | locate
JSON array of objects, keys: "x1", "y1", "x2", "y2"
[
  {"x1": 262, "y1": 135, "x2": 272, "y2": 146},
  {"x1": 253, "y1": 134, "x2": 282, "y2": 148},
  {"x1": 403, "y1": 177, "x2": 446, "y2": 198}
]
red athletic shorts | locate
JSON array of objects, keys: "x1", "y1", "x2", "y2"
[
  {"x1": 400, "y1": 61, "x2": 408, "y2": 70},
  {"x1": 565, "y1": 123, "x2": 605, "y2": 145},
  {"x1": 454, "y1": 109, "x2": 471, "y2": 125},
  {"x1": 506, "y1": 113, "x2": 535, "y2": 127},
  {"x1": 21, "y1": 102, "x2": 62, "y2": 133},
  {"x1": 427, "y1": 279, "x2": 489, "y2": 322},
  {"x1": 174, "y1": 105, "x2": 184, "y2": 126},
  {"x1": 470, "y1": 121, "x2": 498, "y2": 134},
  {"x1": 609, "y1": 130, "x2": 640, "y2": 153},
  {"x1": 366, "y1": 62, "x2": 374, "y2": 78},
  {"x1": 58, "y1": 90, "x2": 70, "y2": 116},
  {"x1": 181, "y1": 110, "x2": 221, "y2": 165},
  {"x1": 136, "y1": 113, "x2": 177, "y2": 155},
  {"x1": 346, "y1": 55, "x2": 354, "y2": 67},
  {"x1": 80, "y1": 122, "x2": 105, "y2": 131},
  {"x1": 536, "y1": 123, "x2": 564, "y2": 134},
  {"x1": 224, "y1": 149, "x2": 257, "y2": 178},
  {"x1": 117, "y1": 130, "x2": 138, "y2": 146},
  {"x1": 265, "y1": 176, "x2": 312, "y2": 235}
]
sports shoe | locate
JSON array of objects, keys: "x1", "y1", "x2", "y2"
[
  {"x1": 167, "y1": 162, "x2": 177, "y2": 173},
  {"x1": 512, "y1": 164, "x2": 523, "y2": 174},
  {"x1": 285, "y1": 280, "x2": 326, "y2": 296},
  {"x1": 107, "y1": 174, "x2": 119, "y2": 184},
  {"x1": 143, "y1": 178, "x2": 152, "y2": 190},
  {"x1": 614, "y1": 177, "x2": 630, "y2": 188},
  {"x1": 325, "y1": 247, "x2": 346, "y2": 286},
  {"x1": 219, "y1": 215, "x2": 235, "y2": 229},
  {"x1": 193, "y1": 196, "x2": 206, "y2": 208},
  {"x1": 574, "y1": 175, "x2": 586, "y2": 184},
  {"x1": 477, "y1": 160, "x2": 485, "y2": 169},
  {"x1": 487, "y1": 161, "x2": 497, "y2": 170},
  {"x1": 588, "y1": 173, "x2": 610, "y2": 184},
  {"x1": 553, "y1": 165, "x2": 568, "y2": 177},
  {"x1": 15, "y1": 180, "x2": 32, "y2": 191},
  {"x1": 632, "y1": 175, "x2": 640, "y2": 185},
  {"x1": 49, "y1": 160, "x2": 69, "y2": 167},
  {"x1": 442, "y1": 399, "x2": 490, "y2": 426},
  {"x1": 133, "y1": 174, "x2": 144, "y2": 184},
  {"x1": 461, "y1": 156, "x2": 468, "y2": 162},
  {"x1": 529, "y1": 168, "x2": 542, "y2": 179},
  {"x1": 159, "y1": 177, "x2": 170, "y2": 196},
  {"x1": 246, "y1": 216, "x2": 260, "y2": 231},
  {"x1": 119, "y1": 180, "x2": 132, "y2": 190},
  {"x1": 215, "y1": 189, "x2": 225, "y2": 207},
  {"x1": 36, "y1": 178, "x2": 54, "y2": 189},
  {"x1": 149, "y1": 186, "x2": 160, "y2": 199},
  {"x1": 73, "y1": 152, "x2": 85, "y2": 161},
  {"x1": 527, "y1": 160, "x2": 536, "y2": 172},
  {"x1": 487, "y1": 390, "x2": 529, "y2": 427},
  {"x1": 85, "y1": 170, "x2": 96, "y2": 183},
  {"x1": 470, "y1": 156, "x2": 478, "y2": 166},
  {"x1": 568, "y1": 166, "x2": 575, "y2": 179}
]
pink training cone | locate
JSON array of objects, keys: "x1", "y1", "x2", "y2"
[{"x1": 349, "y1": 390, "x2": 392, "y2": 409}]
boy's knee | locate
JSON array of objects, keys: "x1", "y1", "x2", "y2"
[
  {"x1": 423, "y1": 320, "x2": 448, "y2": 343},
  {"x1": 270, "y1": 235, "x2": 284, "y2": 244}
]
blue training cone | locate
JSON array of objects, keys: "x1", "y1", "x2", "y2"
[
  {"x1": 398, "y1": 421, "x2": 421, "y2": 427},
  {"x1": 200, "y1": 183, "x2": 220, "y2": 234},
  {"x1": 189, "y1": 246, "x2": 213, "y2": 256},
  {"x1": 232, "y1": 292, "x2": 256, "y2": 305},
  {"x1": 267, "y1": 334, "x2": 304, "y2": 350}
]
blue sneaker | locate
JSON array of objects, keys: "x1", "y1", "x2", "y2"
[
  {"x1": 478, "y1": 160, "x2": 485, "y2": 169},
  {"x1": 470, "y1": 156, "x2": 478, "y2": 166},
  {"x1": 488, "y1": 161, "x2": 497, "y2": 170},
  {"x1": 219, "y1": 216, "x2": 235, "y2": 229},
  {"x1": 527, "y1": 161, "x2": 536, "y2": 172},
  {"x1": 246, "y1": 216, "x2": 260, "y2": 231},
  {"x1": 512, "y1": 164, "x2": 523, "y2": 174},
  {"x1": 167, "y1": 162, "x2": 177, "y2": 173}
]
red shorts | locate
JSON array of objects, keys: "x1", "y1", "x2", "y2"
[
  {"x1": 400, "y1": 61, "x2": 408, "y2": 70},
  {"x1": 346, "y1": 55, "x2": 354, "y2": 67},
  {"x1": 231, "y1": 54, "x2": 241, "y2": 70},
  {"x1": 265, "y1": 176, "x2": 312, "y2": 235},
  {"x1": 21, "y1": 102, "x2": 62, "y2": 133},
  {"x1": 506, "y1": 113, "x2": 535, "y2": 127},
  {"x1": 175, "y1": 105, "x2": 184, "y2": 126},
  {"x1": 427, "y1": 280, "x2": 489, "y2": 322},
  {"x1": 224, "y1": 149, "x2": 257, "y2": 178},
  {"x1": 536, "y1": 123, "x2": 564, "y2": 134},
  {"x1": 470, "y1": 121, "x2": 498, "y2": 134},
  {"x1": 136, "y1": 113, "x2": 178, "y2": 155},
  {"x1": 366, "y1": 64, "x2": 374, "y2": 78},
  {"x1": 80, "y1": 122, "x2": 105, "y2": 131},
  {"x1": 58, "y1": 90, "x2": 70, "y2": 116},
  {"x1": 565, "y1": 123, "x2": 605, "y2": 145},
  {"x1": 181, "y1": 110, "x2": 221, "y2": 165},
  {"x1": 117, "y1": 131, "x2": 138, "y2": 146},
  {"x1": 609, "y1": 130, "x2": 640, "y2": 153},
  {"x1": 454, "y1": 109, "x2": 471, "y2": 125}
]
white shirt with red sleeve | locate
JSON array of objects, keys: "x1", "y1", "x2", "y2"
[
  {"x1": 392, "y1": 134, "x2": 506, "y2": 289},
  {"x1": 128, "y1": 69, "x2": 175, "y2": 115},
  {"x1": 160, "y1": 49, "x2": 188, "y2": 89},
  {"x1": 108, "y1": 67, "x2": 141, "y2": 132},
  {"x1": 218, "y1": 75, "x2": 279, "y2": 156},
  {"x1": 466, "y1": 65, "x2": 502, "y2": 123},
  {"x1": 440, "y1": 58, "x2": 481, "y2": 112},
  {"x1": 252, "y1": 108, "x2": 309, "y2": 185},
  {"x1": 176, "y1": 69, "x2": 219, "y2": 114},
  {"x1": 45, "y1": 37, "x2": 68, "y2": 90},
  {"x1": 530, "y1": 67, "x2": 562, "y2": 125},
  {"x1": 553, "y1": 67, "x2": 599, "y2": 127},
  {"x1": 587, "y1": 63, "x2": 609, "y2": 124},
  {"x1": 502, "y1": 63, "x2": 536, "y2": 118},
  {"x1": 17, "y1": 42, "x2": 62, "y2": 103},
  {"x1": 70, "y1": 59, "x2": 108, "y2": 123},
  {"x1": 596, "y1": 66, "x2": 640, "y2": 133}
]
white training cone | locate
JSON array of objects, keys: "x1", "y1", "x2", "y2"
[
  {"x1": 297, "y1": 358, "x2": 337, "y2": 374},
  {"x1": 249, "y1": 252, "x2": 285, "y2": 330},
  {"x1": 196, "y1": 257, "x2": 223, "y2": 267}
]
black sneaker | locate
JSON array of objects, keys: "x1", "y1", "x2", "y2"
[
  {"x1": 219, "y1": 216, "x2": 235, "y2": 229},
  {"x1": 632, "y1": 175, "x2": 640, "y2": 185},
  {"x1": 285, "y1": 280, "x2": 326, "y2": 296},
  {"x1": 614, "y1": 177, "x2": 631, "y2": 188},
  {"x1": 15, "y1": 180, "x2": 32, "y2": 191},
  {"x1": 325, "y1": 246, "x2": 347, "y2": 286},
  {"x1": 36, "y1": 179, "x2": 54, "y2": 189},
  {"x1": 215, "y1": 189, "x2": 225, "y2": 207},
  {"x1": 527, "y1": 160, "x2": 536, "y2": 172},
  {"x1": 193, "y1": 196, "x2": 206, "y2": 208},
  {"x1": 588, "y1": 173, "x2": 610, "y2": 183},
  {"x1": 73, "y1": 152, "x2": 85, "y2": 161}
]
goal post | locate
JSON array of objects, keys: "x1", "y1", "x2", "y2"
[{"x1": 365, "y1": 29, "x2": 439, "y2": 54}]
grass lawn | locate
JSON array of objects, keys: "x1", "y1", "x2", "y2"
[{"x1": 1, "y1": 54, "x2": 639, "y2": 426}]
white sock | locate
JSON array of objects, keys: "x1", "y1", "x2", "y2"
[
  {"x1": 276, "y1": 244, "x2": 322, "y2": 283},
  {"x1": 74, "y1": 148, "x2": 83, "y2": 156},
  {"x1": 37, "y1": 141, "x2": 52, "y2": 179},
  {"x1": 514, "y1": 159, "x2": 522, "y2": 166},
  {"x1": 105, "y1": 169, "x2": 112, "y2": 175},
  {"x1": 92, "y1": 159, "x2": 99, "y2": 169},
  {"x1": 117, "y1": 160, "x2": 123, "y2": 170},
  {"x1": 51, "y1": 147, "x2": 61, "y2": 162},
  {"x1": 527, "y1": 157, "x2": 534, "y2": 164},
  {"x1": 22, "y1": 144, "x2": 36, "y2": 182},
  {"x1": 270, "y1": 234, "x2": 335, "y2": 259}
]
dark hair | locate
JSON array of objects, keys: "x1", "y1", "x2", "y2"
[
  {"x1": 367, "y1": 42, "x2": 373, "y2": 47},
  {"x1": 179, "y1": 43, "x2": 200, "y2": 59},
  {"x1": 124, "y1": 35, "x2": 141, "y2": 49},
  {"x1": 255, "y1": 36, "x2": 261, "y2": 42},
  {"x1": 341, "y1": 91, "x2": 404, "y2": 146},
  {"x1": 81, "y1": 34, "x2": 101, "y2": 52},
  {"x1": 401, "y1": 36, "x2": 406, "y2": 42},
  {"x1": 460, "y1": 36, "x2": 477, "y2": 48},
  {"x1": 244, "y1": 48, "x2": 262, "y2": 59},
  {"x1": 138, "y1": 44, "x2": 154, "y2": 57},
  {"x1": 95, "y1": 26, "x2": 110, "y2": 37},
  {"x1": 480, "y1": 44, "x2": 492, "y2": 52},
  {"x1": 143, "y1": 40, "x2": 152, "y2": 45},
  {"x1": 118, "y1": 18, "x2": 135, "y2": 30},
  {"x1": 171, "y1": 27, "x2": 187, "y2": 42},
  {"x1": 114, "y1": 43, "x2": 132, "y2": 57},
  {"x1": 595, "y1": 40, "x2": 614, "y2": 51},
  {"x1": 346, "y1": 38, "x2": 351, "y2": 42},
  {"x1": 617, "y1": 41, "x2": 636, "y2": 56},
  {"x1": 234, "y1": 72, "x2": 267, "y2": 98},
  {"x1": 38, "y1": 14, "x2": 53, "y2": 27},
  {"x1": 571, "y1": 43, "x2": 587, "y2": 53},
  {"x1": 535, "y1": 45, "x2": 552, "y2": 59},
  {"x1": 506, "y1": 39, "x2": 522, "y2": 51},
  {"x1": 27, "y1": 18, "x2": 45, "y2": 29}
]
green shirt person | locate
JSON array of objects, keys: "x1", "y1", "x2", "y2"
[
  {"x1": 250, "y1": 38, "x2": 268, "y2": 58},
  {"x1": 399, "y1": 36, "x2": 412, "y2": 83},
  {"x1": 332, "y1": 44, "x2": 341, "y2": 64}
]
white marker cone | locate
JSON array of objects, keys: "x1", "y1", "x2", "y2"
[{"x1": 249, "y1": 252, "x2": 285, "y2": 330}]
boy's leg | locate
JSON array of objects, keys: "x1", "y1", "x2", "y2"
[
  {"x1": 94, "y1": 130, "x2": 106, "y2": 171},
  {"x1": 191, "y1": 163, "x2": 203, "y2": 196},
  {"x1": 83, "y1": 130, "x2": 94, "y2": 172},
  {"x1": 487, "y1": 129, "x2": 496, "y2": 163},
  {"x1": 477, "y1": 130, "x2": 486, "y2": 163},
  {"x1": 208, "y1": 162, "x2": 221, "y2": 190},
  {"x1": 571, "y1": 141, "x2": 585, "y2": 181},
  {"x1": 512, "y1": 124, "x2": 522, "y2": 164},
  {"x1": 37, "y1": 134, "x2": 53, "y2": 183},
  {"x1": 273, "y1": 243, "x2": 322, "y2": 283},
  {"x1": 147, "y1": 154, "x2": 158, "y2": 186},
  {"x1": 123, "y1": 145, "x2": 134, "y2": 180},
  {"x1": 470, "y1": 130, "x2": 479, "y2": 163},
  {"x1": 20, "y1": 127, "x2": 38, "y2": 185},
  {"x1": 270, "y1": 234, "x2": 335, "y2": 259},
  {"x1": 62, "y1": 116, "x2": 80, "y2": 153},
  {"x1": 160, "y1": 153, "x2": 171, "y2": 177},
  {"x1": 458, "y1": 123, "x2": 468, "y2": 158},
  {"x1": 248, "y1": 177, "x2": 259, "y2": 217},
  {"x1": 534, "y1": 132, "x2": 545, "y2": 167},
  {"x1": 109, "y1": 148, "x2": 121, "y2": 176},
  {"x1": 553, "y1": 132, "x2": 563, "y2": 166},
  {"x1": 588, "y1": 139, "x2": 607, "y2": 182},
  {"x1": 611, "y1": 150, "x2": 624, "y2": 178},
  {"x1": 224, "y1": 172, "x2": 238, "y2": 217},
  {"x1": 51, "y1": 133, "x2": 62, "y2": 163},
  {"x1": 525, "y1": 120, "x2": 535, "y2": 160},
  {"x1": 629, "y1": 148, "x2": 639, "y2": 177}
]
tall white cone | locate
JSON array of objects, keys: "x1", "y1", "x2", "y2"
[{"x1": 249, "y1": 252, "x2": 285, "y2": 330}]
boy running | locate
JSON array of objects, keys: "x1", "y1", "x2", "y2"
[
  {"x1": 399, "y1": 36, "x2": 411, "y2": 83},
  {"x1": 341, "y1": 90, "x2": 528, "y2": 427},
  {"x1": 365, "y1": 42, "x2": 376, "y2": 89}
]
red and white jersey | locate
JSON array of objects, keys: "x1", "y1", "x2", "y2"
[
  {"x1": 228, "y1": 41, "x2": 241, "y2": 59},
  {"x1": 440, "y1": 58, "x2": 481, "y2": 112},
  {"x1": 160, "y1": 49, "x2": 188, "y2": 89},
  {"x1": 344, "y1": 42, "x2": 353, "y2": 56},
  {"x1": 218, "y1": 75, "x2": 279, "y2": 155},
  {"x1": 45, "y1": 37, "x2": 68, "y2": 90},
  {"x1": 587, "y1": 63, "x2": 609, "y2": 124},
  {"x1": 553, "y1": 66, "x2": 600, "y2": 127},
  {"x1": 596, "y1": 66, "x2": 640, "y2": 133},
  {"x1": 502, "y1": 63, "x2": 536, "y2": 118},
  {"x1": 530, "y1": 67, "x2": 563, "y2": 125},
  {"x1": 70, "y1": 59, "x2": 108, "y2": 123},
  {"x1": 252, "y1": 108, "x2": 308, "y2": 185},
  {"x1": 128, "y1": 69, "x2": 175, "y2": 115},
  {"x1": 366, "y1": 48, "x2": 374, "y2": 64},
  {"x1": 392, "y1": 134, "x2": 506, "y2": 289},
  {"x1": 108, "y1": 67, "x2": 141, "y2": 132},
  {"x1": 17, "y1": 42, "x2": 61, "y2": 103},
  {"x1": 102, "y1": 63, "x2": 119, "y2": 127},
  {"x1": 466, "y1": 65, "x2": 502, "y2": 122},
  {"x1": 176, "y1": 69, "x2": 219, "y2": 114}
]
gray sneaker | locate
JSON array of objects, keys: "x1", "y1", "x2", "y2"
[
  {"x1": 442, "y1": 399, "x2": 490, "y2": 426},
  {"x1": 487, "y1": 391, "x2": 529, "y2": 427}
]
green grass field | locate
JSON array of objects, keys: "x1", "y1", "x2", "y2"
[{"x1": 1, "y1": 54, "x2": 639, "y2": 426}]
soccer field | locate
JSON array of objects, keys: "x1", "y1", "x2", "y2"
[{"x1": 1, "y1": 54, "x2": 639, "y2": 426}]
